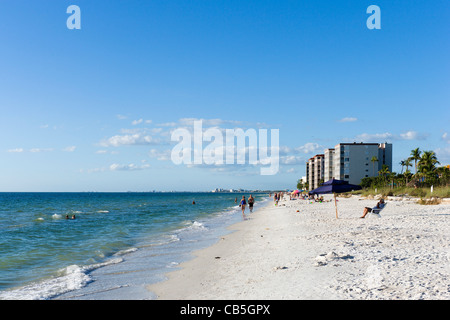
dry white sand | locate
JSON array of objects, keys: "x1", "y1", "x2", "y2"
[{"x1": 147, "y1": 194, "x2": 450, "y2": 300}]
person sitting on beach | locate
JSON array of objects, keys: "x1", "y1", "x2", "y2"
[{"x1": 360, "y1": 199, "x2": 385, "y2": 218}]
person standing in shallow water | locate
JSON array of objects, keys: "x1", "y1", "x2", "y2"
[
  {"x1": 240, "y1": 196, "x2": 246, "y2": 220},
  {"x1": 248, "y1": 195, "x2": 255, "y2": 213}
]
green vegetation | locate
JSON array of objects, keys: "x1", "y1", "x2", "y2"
[
  {"x1": 296, "y1": 148, "x2": 449, "y2": 202},
  {"x1": 358, "y1": 148, "x2": 449, "y2": 201},
  {"x1": 296, "y1": 179, "x2": 308, "y2": 191},
  {"x1": 357, "y1": 186, "x2": 450, "y2": 199}
]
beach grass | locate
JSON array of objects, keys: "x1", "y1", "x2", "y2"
[{"x1": 345, "y1": 186, "x2": 450, "y2": 200}]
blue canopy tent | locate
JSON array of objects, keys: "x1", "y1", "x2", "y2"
[{"x1": 309, "y1": 179, "x2": 362, "y2": 218}]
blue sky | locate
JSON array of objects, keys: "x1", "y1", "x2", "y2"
[{"x1": 0, "y1": 0, "x2": 449, "y2": 191}]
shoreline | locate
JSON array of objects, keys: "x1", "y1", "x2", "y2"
[
  {"x1": 0, "y1": 192, "x2": 268, "y2": 300},
  {"x1": 147, "y1": 194, "x2": 450, "y2": 300}
]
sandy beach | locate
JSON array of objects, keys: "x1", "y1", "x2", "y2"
[{"x1": 148, "y1": 194, "x2": 450, "y2": 300}]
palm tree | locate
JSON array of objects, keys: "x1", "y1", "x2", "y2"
[
  {"x1": 419, "y1": 151, "x2": 439, "y2": 169},
  {"x1": 418, "y1": 151, "x2": 440, "y2": 184},
  {"x1": 403, "y1": 158, "x2": 412, "y2": 184},
  {"x1": 371, "y1": 156, "x2": 378, "y2": 177},
  {"x1": 378, "y1": 164, "x2": 390, "y2": 187},
  {"x1": 410, "y1": 148, "x2": 421, "y2": 175},
  {"x1": 399, "y1": 160, "x2": 406, "y2": 174},
  {"x1": 388, "y1": 171, "x2": 396, "y2": 189},
  {"x1": 404, "y1": 158, "x2": 412, "y2": 174},
  {"x1": 436, "y1": 166, "x2": 450, "y2": 186}
]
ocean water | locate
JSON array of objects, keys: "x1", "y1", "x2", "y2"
[{"x1": 0, "y1": 192, "x2": 268, "y2": 300}]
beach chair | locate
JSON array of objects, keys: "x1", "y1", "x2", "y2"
[{"x1": 368, "y1": 203, "x2": 387, "y2": 218}]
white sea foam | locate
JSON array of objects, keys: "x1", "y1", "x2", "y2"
[
  {"x1": 86, "y1": 257, "x2": 123, "y2": 271},
  {"x1": 167, "y1": 261, "x2": 179, "y2": 268},
  {"x1": 52, "y1": 214, "x2": 62, "y2": 219},
  {"x1": 190, "y1": 221, "x2": 207, "y2": 230},
  {"x1": 0, "y1": 258, "x2": 124, "y2": 300},
  {"x1": 0, "y1": 265, "x2": 90, "y2": 300},
  {"x1": 114, "y1": 248, "x2": 138, "y2": 256}
]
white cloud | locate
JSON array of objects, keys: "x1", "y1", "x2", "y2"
[
  {"x1": 178, "y1": 118, "x2": 242, "y2": 127},
  {"x1": 100, "y1": 133, "x2": 159, "y2": 147},
  {"x1": 30, "y1": 148, "x2": 53, "y2": 153},
  {"x1": 9, "y1": 147, "x2": 75, "y2": 153},
  {"x1": 132, "y1": 119, "x2": 152, "y2": 125},
  {"x1": 353, "y1": 132, "x2": 394, "y2": 142},
  {"x1": 149, "y1": 149, "x2": 172, "y2": 161},
  {"x1": 158, "y1": 121, "x2": 177, "y2": 127},
  {"x1": 339, "y1": 117, "x2": 358, "y2": 122},
  {"x1": 95, "y1": 149, "x2": 119, "y2": 155},
  {"x1": 280, "y1": 155, "x2": 305, "y2": 165},
  {"x1": 79, "y1": 168, "x2": 106, "y2": 174},
  {"x1": 109, "y1": 163, "x2": 151, "y2": 171},
  {"x1": 442, "y1": 132, "x2": 450, "y2": 143},
  {"x1": 399, "y1": 131, "x2": 427, "y2": 140},
  {"x1": 62, "y1": 146, "x2": 76, "y2": 152},
  {"x1": 352, "y1": 131, "x2": 427, "y2": 143},
  {"x1": 295, "y1": 142, "x2": 323, "y2": 154},
  {"x1": 7, "y1": 148, "x2": 24, "y2": 153}
]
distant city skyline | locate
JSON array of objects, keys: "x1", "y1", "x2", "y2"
[{"x1": 0, "y1": 1, "x2": 449, "y2": 191}]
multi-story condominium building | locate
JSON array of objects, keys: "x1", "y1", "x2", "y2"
[
  {"x1": 323, "y1": 148, "x2": 335, "y2": 182},
  {"x1": 306, "y1": 154, "x2": 324, "y2": 191},
  {"x1": 306, "y1": 142, "x2": 392, "y2": 190}
]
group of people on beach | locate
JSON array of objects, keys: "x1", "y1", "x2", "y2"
[
  {"x1": 272, "y1": 192, "x2": 283, "y2": 206},
  {"x1": 236, "y1": 195, "x2": 255, "y2": 220},
  {"x1": 276, "y1": 191, "x2": 387, "y2": 218}
]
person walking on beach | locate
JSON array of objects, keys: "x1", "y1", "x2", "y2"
[
  {"x1": 240, "y1": 196, "x2": 246, "y2": 219},
  {"x1": 248, "y1": 195, "x2": 255, "y2": 213}
]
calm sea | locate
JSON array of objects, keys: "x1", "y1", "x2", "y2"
[{"x1": 0, "y1": 192, "x2": 268, "y2": 300}]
